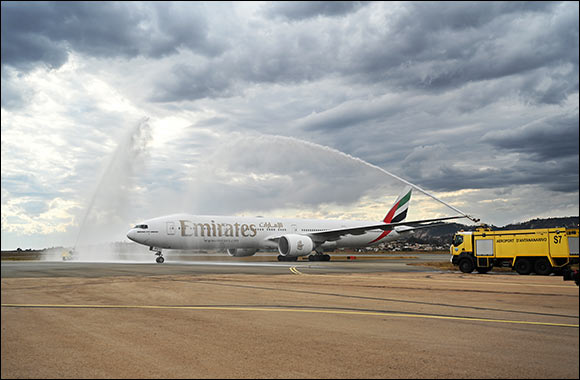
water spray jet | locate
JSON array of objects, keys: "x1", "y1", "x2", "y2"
[
  {"x1": 268, "y1": 135, "x2": 480, "y2": 223},
  {"x1": 72, "y1": 118, "x2": 152, "y2": 261}
]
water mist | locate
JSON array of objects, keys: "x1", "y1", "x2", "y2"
[{"x1": 72, "y1": 118, "x2": 152, "y2": 262}]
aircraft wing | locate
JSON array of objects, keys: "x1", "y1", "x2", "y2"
[
  {"x1": 393, "y1": 221, "x2": 451, "y2": 233},
  {"x1": 306, "y1": 215, "x2": 467, "y2": 243},
  {"x1": 266, "y1": 215, "x2": 467, "y2": 244}
]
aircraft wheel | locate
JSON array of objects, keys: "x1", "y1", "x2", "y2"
[
  {"x1": 309, "y1": 254, "x2": 330, "y2": 261},
  {"x1": 156, "y1": 256, "x2": 165, "y2": 264},
  {"x1": 278, "y1": 255, "x2": 296, "y2": 262}
]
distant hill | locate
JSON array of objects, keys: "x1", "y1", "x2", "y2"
[
  {"x1": 498, "y1": 217, "x2": 580, "y2": 230},
  {"x1": 407, "y1": 216, "x2": 579, "y2": 246}
]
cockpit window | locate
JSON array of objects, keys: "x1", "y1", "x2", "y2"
[{"x1": 134, "y1": 224, "x2": 148, "y2": 229}]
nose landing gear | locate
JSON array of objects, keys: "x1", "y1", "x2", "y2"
[{"x1": 150, "y1": 247, "x2": 164, "y2": 263}]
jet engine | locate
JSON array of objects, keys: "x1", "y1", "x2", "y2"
[
  {"x1": 278, "y1": 234, "x2": 314, "y2": 257},
  {"x1": 226, "y1": 248, "x2": 258, "y2": 257}
]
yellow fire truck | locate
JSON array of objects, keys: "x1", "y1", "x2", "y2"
[{"x1": 450, "y1": 227, "x2": 579, "y2": 275}]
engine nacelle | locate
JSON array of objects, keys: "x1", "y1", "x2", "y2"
[
  {"x1": 278, "y1": 234, "x2": 314, "y2": 257},
  {"x1": 227, "y1": 248, "x2": 258, "y2": 257}
]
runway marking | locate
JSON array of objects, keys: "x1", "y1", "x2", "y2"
[
  {"x1": 2, "y1": 304, "x2": 577, "y2": 328},
  {"x1": 289, "y1": 266, "x2": 303, "y2": 275}
]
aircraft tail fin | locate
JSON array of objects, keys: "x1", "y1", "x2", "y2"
[{"x1": 383, "y1": 186, "x2": 412, "y2": 223}]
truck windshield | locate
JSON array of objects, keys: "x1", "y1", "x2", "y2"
[{"x1": 452, "y1": 235, "x2": 463, "y2": 246}]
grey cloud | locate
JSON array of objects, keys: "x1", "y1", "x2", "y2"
[
  {"x1": 518, "y1": 67, "x2": 579, "y2": 105},
  {"x1": 1, "y1": 2, "x2": 219, "y2": 71},
  {"x1": 149, "y1": 30, "x2": 332, "y2": 102},
  {"x1": 393, "y1": 2, "x2": 555, "y2": 32},
  {"x1": 155, "y1": 132, "x2": 394, "y2": 215},
  {"x1": 148, "y1": 1, "x2": 577, "y2": 105},
  {"x1": 403, "y1": 159, "x2": 578, "y2": 194},
  {"x1": 295, "y1": 97, "x2": 398, "y2": 132},
  {"x1": 150, "y1": 62, "x2": 236, "y2": 102},
  {"x1": 1, "y1": 172, "x2": 61, "y2": 200},
  {"x1": 0, "y1": 68, "x2": 33, "y2": 109},
  {"x1": 397, "y1": 109, "x2": 579, "y2": 194},
  {"x1": 263, "y1": 1, "x2": 367, "y2": 21},
  {"x1": 482, "y1": 112, "x2": 579, "y2": 161},
  {"x1": 344, "y1": 2, "x2": 578, "y2": 101},
  {"x1": 19, "y1": 200, "x2": 49, "y2": 217}
]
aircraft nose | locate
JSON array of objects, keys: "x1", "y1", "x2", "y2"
[
  {"x1": 127, "y1": 229, "x2": 138, "y2": 242},
  {"x1": 127, "y1": 227, "x2": 150, "y2": 245}
]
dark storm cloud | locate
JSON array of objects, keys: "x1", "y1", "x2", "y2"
[
  {"x1": 482, "y1": 112, "x2": 579, "y2": 161},
  {"x1": 345, "y1": 2, "x2": 578, "y2": 97},
  {"x1": 418, "y1": 159, "x2": 579, "y2": 194},
  {"x1": 263, "y1": 1, "x2": 367, "y2": 21},
  {"x1": 148, "y1": 1, "x2": 577, "y2": 106},
  {"x1": 395, "y1": 112, "x2": 580, "y2": 194},
  {"x1": 393, "y1": 2, "x2": 554, "y2": 33},
  {"x1": 150, "y1": 28, "x2": 333, "y2": 102},
  {"x1": 2, "y1": 1, "x2": 577, "y2": 105},
  {"x1": 1, "y1": 2, "x2": 219, "y2": 71}
]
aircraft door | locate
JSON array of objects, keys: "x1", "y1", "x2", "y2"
[
  {"x1": 291, "y1": 224, "x2": 298, "y2": 233},
  {"x1": 167, "y1": 222, "x2": 176, "y2": 235}
]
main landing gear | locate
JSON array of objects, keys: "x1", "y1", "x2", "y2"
[
  {"x1": 150, "y1": 246, "x2": 164, "y2": 263},
  {"x1": 276, "y1": 253, "x2": 332, "y2": 262},
  {"x1": 308, "y1": 247, "x2": 331, "y2": 261},
  {"x1": 308, "y1": 253, "x2": 330, "y2": 261},
  {"x1": 277, "y1": 255, "x2": 298, "y2": 262}
]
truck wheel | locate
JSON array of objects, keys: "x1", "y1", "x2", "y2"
[
  {"x1": 515, "y1": 259, "x2": 532, "y2": 275},
  {"x1": 459, "y1": 258, "x2": 474, "y2": 273},
  {"x1": 534, "y1": 258, "x2": 552, "y2": 276}
]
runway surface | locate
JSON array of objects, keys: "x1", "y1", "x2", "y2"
[
  {"x1": 2, "y1": 257, "x2": 579, "y2": 378},
  {"x1": 0, "y1": 256, "x2": 437, "y2": 278}
]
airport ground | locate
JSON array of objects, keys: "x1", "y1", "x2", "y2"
[{"x1": 1, "y1": 252, "x2": 579, "y2": 379}]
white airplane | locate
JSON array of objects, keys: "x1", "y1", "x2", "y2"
[{"x1": 126, "y1": 187, "x2": 466, "y2": 263}]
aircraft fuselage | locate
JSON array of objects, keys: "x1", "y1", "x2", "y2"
[{"x1": 127, "y1": 213, "x2": 401, "y2": 251}]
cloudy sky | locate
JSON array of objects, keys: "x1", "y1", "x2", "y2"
[{"x1": 1, "y1": 1, "x2": 579, "y2": 250}]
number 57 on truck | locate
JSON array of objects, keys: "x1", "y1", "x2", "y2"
[{"x1": 450, "y1": 227, "x2": 579, "y2": 275}]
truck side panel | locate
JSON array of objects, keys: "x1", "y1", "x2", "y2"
[{"x1": 492, "y1": 230, "x2": 549, "y2": 258}]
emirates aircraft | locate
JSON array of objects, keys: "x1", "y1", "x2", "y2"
[{"x1": 126, "y1": 187, "x2": 465, "y2": 263}]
